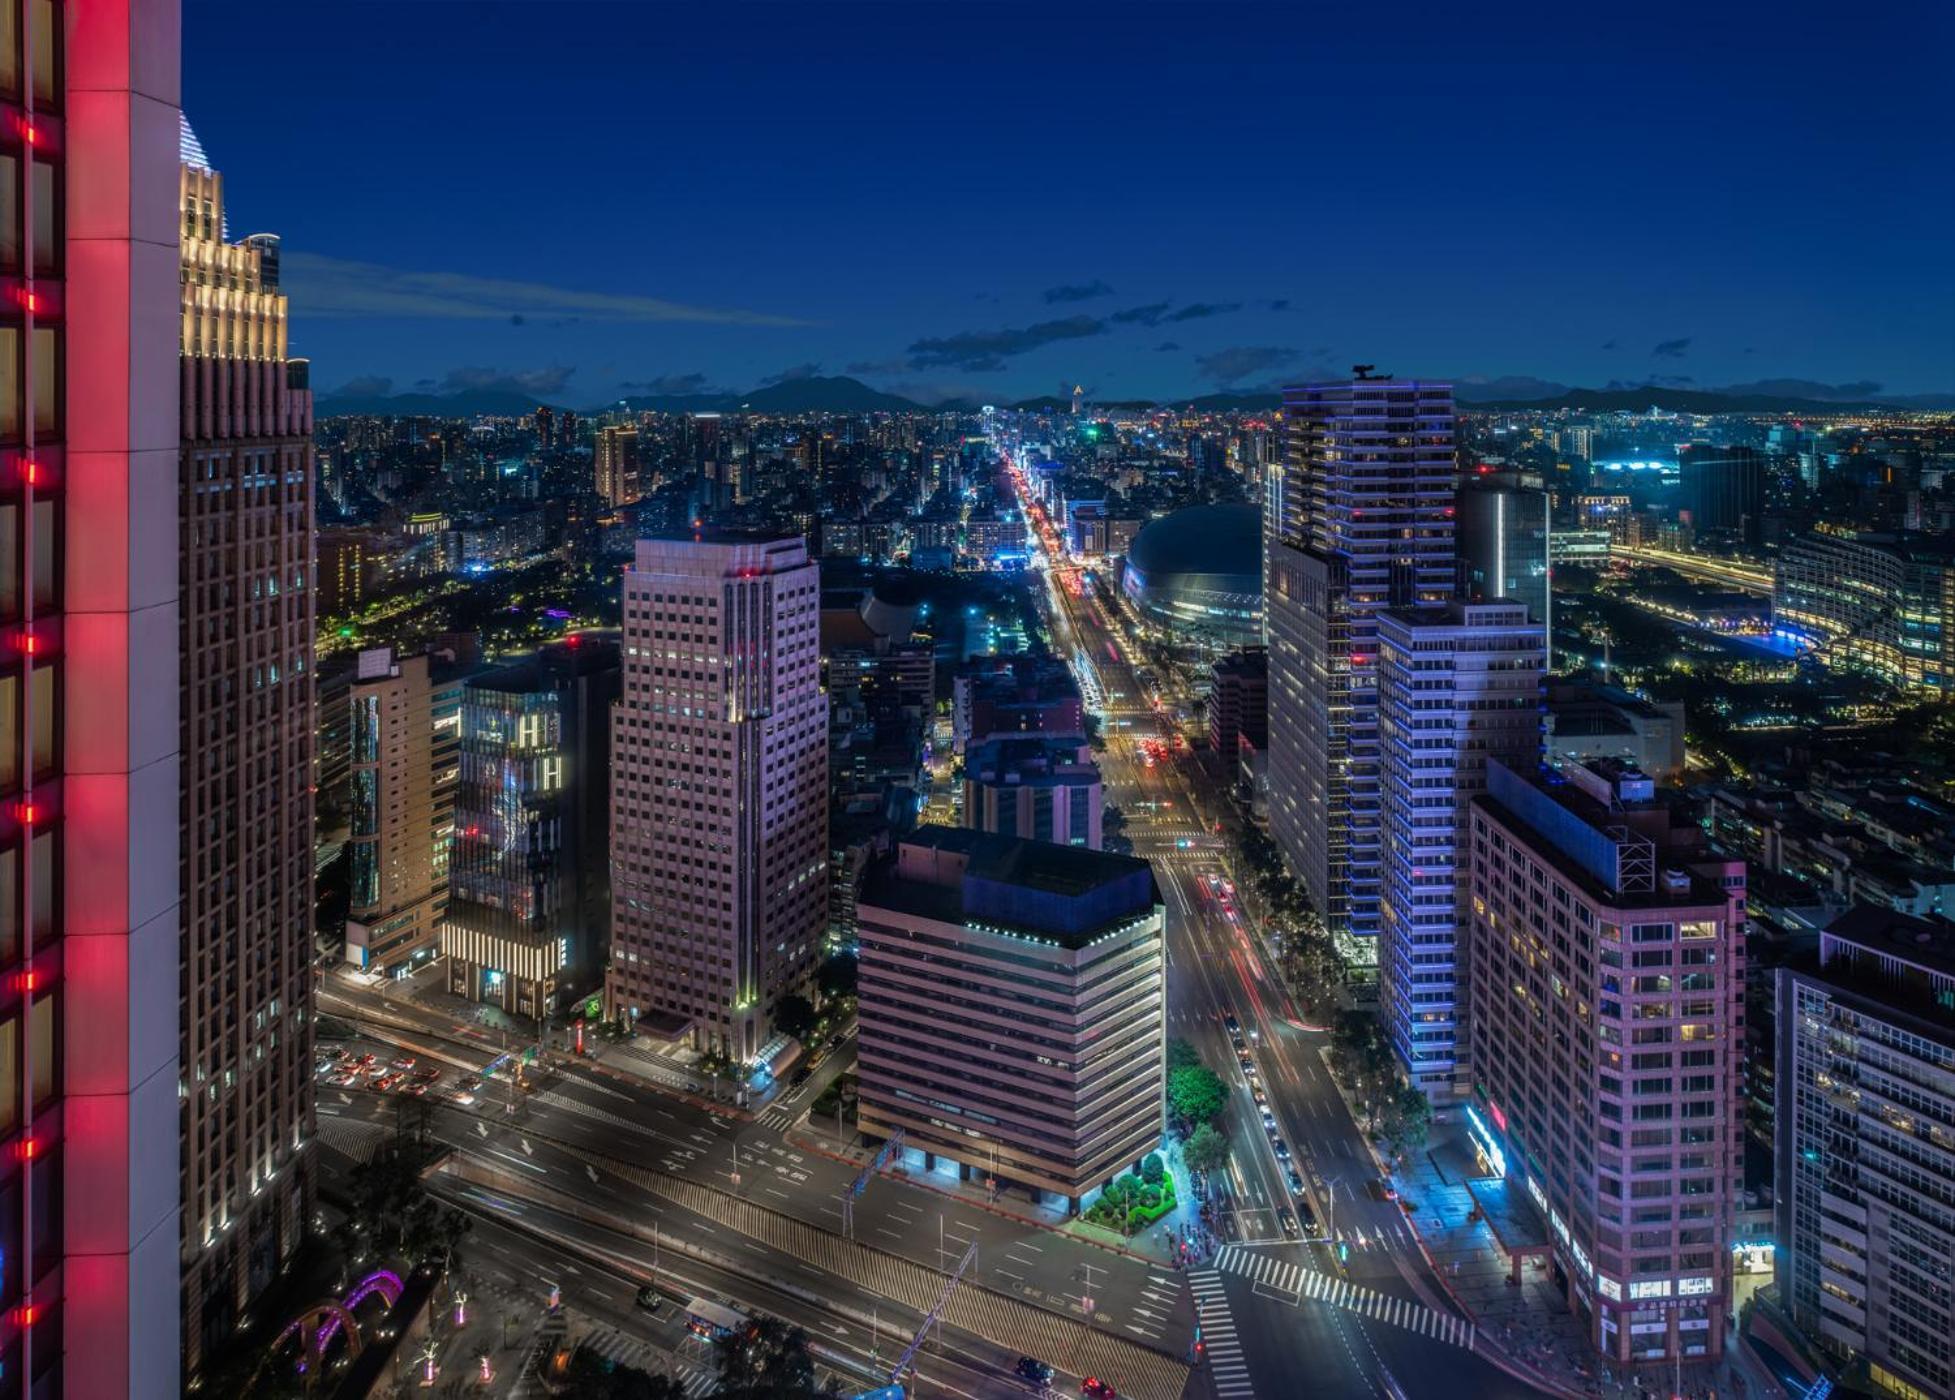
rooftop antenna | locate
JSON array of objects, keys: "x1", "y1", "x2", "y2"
[{"x1": 1352, "y1": 364, "x2": 1386, "y2": 381}]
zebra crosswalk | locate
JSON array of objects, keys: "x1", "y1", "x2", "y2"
[
  {"x1": 579, "y1": 1325, "x2": 717, "y2": 1396},
  {"x1": 1213, "y1": 1246, "x2": 1475, "y2": 1349},
  {"x1": 313, "y1": 1111, "x2": 388, "y2": 1163},
  {"x1": 1187, "y1": 1269, "x2": 1254, "y2": 1399},
  {"x1": 755, "y1": 1101, "x2": 800, "y2": 1131}
]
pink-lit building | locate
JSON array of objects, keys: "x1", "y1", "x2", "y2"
[
  {"x1": 4, "y1": 0, "x2": 186, "y2": 1391},
  {"x1": 607, "y1": 534, "x2": 827, "y2": 1063},
  {"x1": 1469, "y1": 759, "x2": 1746, "y2": 1366}
]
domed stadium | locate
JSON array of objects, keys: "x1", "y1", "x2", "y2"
[{"x1": 1120, "y1": 503, "x2": 1263, "y2": 650}]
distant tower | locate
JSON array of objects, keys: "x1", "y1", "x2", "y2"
[{"x1": 1072, "y1": 384, "x2": 1084, "y2": 416}]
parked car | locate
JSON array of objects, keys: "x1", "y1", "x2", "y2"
[{"x1": 1272, "y1": 1137, "x2": 1291, "y2": 1160}]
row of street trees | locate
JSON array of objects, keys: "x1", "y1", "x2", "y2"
[
  {"x1": 1326, "y1": 1012, "x2": 1433, "y2": 1166},
  {"x1": 1165, "y1": 1038, "x2": 1232, "y2": 1177}
]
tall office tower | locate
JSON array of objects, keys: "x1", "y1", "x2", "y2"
[
  {"x1": 533, "y1": 403, "x2": 554, "y2": 448},
  {"x1": 1457, "y1": 467, "x2": 1552, "y2": 641},
  {"x1": 1267, "y1": 376, "x2": 1456, "y2": 947},
  {"x1": 1377, "y1": 602, "x2": 1543, "y2": 1101},
  {"x1": 687, "y1": 412, "x2": 725, "y2": 511},
  {"x1": 594, "y1": 424, "x2": 640, "y2": 507},
  {"x1": 177, "y1": 125, "x2": 316, "y2": 1372},
  {"x1": 1677, "y1": 444, "x2": 1765, "y2": 547},
  {"x1": 3, "y1": 0, "x2": 188, "y2": 1389},
  {"x1": 1775, "y1": 907, "x2": 1955, "y2": 1400},
  {"x1": 443, "y1": 638, "x2": 620, "y2": 1020},
  {"x1": 1469, "y1": 759, "x2": 1745, "y2": 1366},
  {"x1": 344, "y1": 647, "x2": 470, "y2": 977},
  {"x1": 557, "y1": 408, "x2": 577, "y2": 446},
  {"x1": 607, "y1": 535, "x2": 827, "y2": 1063},
  {"x1": 856, "y1": 828, "x2": 1165, "y2": 1210}
]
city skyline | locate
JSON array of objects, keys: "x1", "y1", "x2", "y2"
[{"x1": 183, "y1": 0, "x2": 1955, "y2": 407}]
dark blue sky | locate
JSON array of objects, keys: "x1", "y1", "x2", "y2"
[{"x1": 186, "y1": 0, "x2": 1954, "y2": 405}]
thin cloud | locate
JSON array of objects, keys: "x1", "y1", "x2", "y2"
[
  {"x1": 1043, "y1": 280, "x2": 1114, "y2": 304},
  {"x1": 1600, "y1": 339, "x2": 1620, "y2": 351},
  {"x1": 761, "y1": 362, "x2": 823, "y2": 385},
  {"x1": 434, "y1": 365, "x2": 575, "y2": 395},
  {"x1": 618, "y1": 372, "x2": 727, "y2": 397},
  {"x1": 1651, "y1": 337, "x2": 1692, "y2": 359},
  {"x1": 906, "y1": 315, "x2": 1105, "y2": 372},
  {"x1": 1164, "y1": 302, "x2": 1243, "y2": 322},
  {"x1": 331, "y1": 374, "x2": 394, "y2": 397},
  {"x1": 1156, "y1": 341, "x2": 1182, "y2": 352},
  {"x1": 1108, "y1": 303, "x2": 1171, "y2": 327},
  {"x1": 281, "y1": 251, "x2": 810, "y2": 326},
  {"x1": 1196, "y1": 346, "x2": 1298, "y2": 386}
]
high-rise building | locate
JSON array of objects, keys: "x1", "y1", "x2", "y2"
[
  {"x1": 962, "y1": 736, "x2": 1103, "y2": 849},
  {"x1": 1208, "y1": 647, "x2": 1268, "y2": 757},
  {"x1": 533, "y1": 403, "x2": 554, "y2": 448},
  {"x1": 1376, "y1": 601, "x2": 1543, "y2": 1100},
  {"x1": 1678, "y1": 444, "x2": 1765, "y2": 547},
  {"x1": 594, "y1": 424, "x2": 640, "y2": 507},
  {"x1": 177, "y1": 119, "x2": 317, "y2": 1373},
  {"x1": 1775, "y1": 906, "x2": 1954, "y2": 1400},
  {"x1": 344, "y1": 647, "x2": 470, "y2": 976},
  {"x1": 856, "y1": 827, "x2": 1165, "y2": 1209},
  {"x1": 1267, "y1": 375, "x2": 1457, "y2": 947},
  {"x1": 1469, "y1": 759, "x2": 1746, "y2": 1365},
  {"x1": 1457, "y1": 467, "x2": 1551, "y2": 640},
  {"x1": 687, "y1": 412, "x2": 725, "y2": 511},
  {"x1": 442, "y1": 638, "x2": 619, "y2": 1020},
  {"x1": 607, "y1": 534, "x2": 827, "y2": 1062},
  {"x1": 4, "y1": 0, "x2": 188, "y2": 1388}
]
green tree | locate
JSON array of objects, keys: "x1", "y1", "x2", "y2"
[
  {"x1": 774, "y1": 993, "x2": 818, "y2": 1042},
  {"x1": 714, "y1": 1314, "x2": 840, "y2": 1398},
  {"x1": 815, "y1": 949, "x2": 858, "y2": 1003},
  {"x1": 1167, "y1": 1064, "x2": 1228, "y2": 1130},
  {"x1": 1183, "y1": 1122, "x2": 1230, "y2": 1176},
  {"x1": 563, "y1": 1345, "x2": 688, "y2": 1399},
  {"x1": 1140, "y1": 1151, "x2": 1166, "y2": 1185},
  {"x1": 1166, "y1": 1037, "x2": 1203, "y2": 1072}
]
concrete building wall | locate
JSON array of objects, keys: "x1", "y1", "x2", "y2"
[
  {"x1": 1468, "y1": 763, "x2": 1744, "y2": 1366},
  {"x1": 607, "y1": 535, "x2": 828, "y2": 1061}
]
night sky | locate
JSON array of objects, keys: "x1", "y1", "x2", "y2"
[{"x1": 184, "y1": 0, "x2": 1954, "y2": 406}]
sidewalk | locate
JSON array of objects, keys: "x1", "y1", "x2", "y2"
[{"x1": 787, "y1": 1107, "x2": 1198, "y2": 1269}]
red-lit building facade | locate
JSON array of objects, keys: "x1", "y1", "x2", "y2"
[{"x1": 1, "y1": 0, "x2": 185, "y2": 1393}]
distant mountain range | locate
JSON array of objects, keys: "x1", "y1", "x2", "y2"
[{"x1": 316, "y1": 373, "x2": 1952, "y2": 419}]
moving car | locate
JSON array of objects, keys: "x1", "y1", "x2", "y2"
[
  {"x1": 1223, "y1": 1013, "x2": 1241, "y2": 1035},
  {"x1": 1082, "y1": 1380, "x2": 1119, "y2": 1400},
  {"x1": 1278, "y1": 1208, "x2": 1299, "y2": 1238},
  {"x1": 1285, "y1": 1167, "x2": 1306, "y2": 1196},
  {"x1": 1015, "y1": 1357, "x2": 1056, "y2": 1387},
  {"x1": 1272, "y1": 1137, "x2": 1291, "y2": 1159},
  {"x1": 634, "y1": 1285, "x2": 664, "y2": 1314}
]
